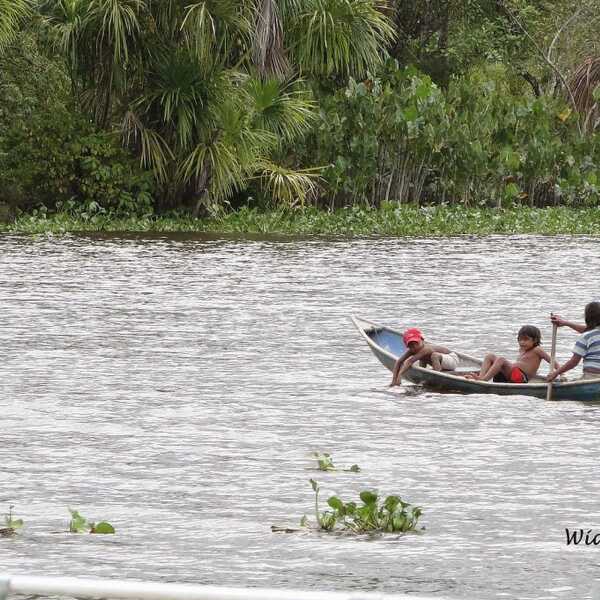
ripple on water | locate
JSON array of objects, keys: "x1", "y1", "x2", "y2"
[{"x1": 1, "y1": 233, "x2": 600, "y2": 600}]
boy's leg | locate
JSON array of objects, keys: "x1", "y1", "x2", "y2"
[
  {"x1": 470, "y1": 353, "x2": 496, "y2": 378},
  {"x1": 480, "y1": 357, "x2": 513, "y2": 381}
]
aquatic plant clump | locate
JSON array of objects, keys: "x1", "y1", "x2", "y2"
[
  {"x1": 1, "y1": 505, "x2": 23, "y2": 537},
  {"x1": 311, "y1": 452, "x2": 360, "y2": 472},
  {"x1": 307, "y1": 479, "x2": 422, "y2": 534},
  {"x1": 68, "y1": 509, "x2": 115, "y2": 534},
  {"x1": 313, "y1": 452, "x2": 336, "y2": 471}
]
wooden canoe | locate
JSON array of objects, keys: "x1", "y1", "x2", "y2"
[{"x1": 352, "y1": 316, "x2": 600, "y2": 402}]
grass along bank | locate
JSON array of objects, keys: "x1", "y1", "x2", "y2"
[{"x1": 3, "y1": 204, "x2": 600, "y2": 236}]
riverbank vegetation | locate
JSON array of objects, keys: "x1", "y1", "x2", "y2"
[
  {"x1": 1, "y1": 1, "x2": 600, "y2": 229},
  {"x1": 5, "y1": 205, "x2": 600, "y2": 236}
]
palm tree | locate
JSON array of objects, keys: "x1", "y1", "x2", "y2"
[
  {"x1": 0, "y1": 0, "x2": 32, "y2": 52},
  {"x1": 285, "y1": 0, "x2": 395, "y2": 79},
  {"x1": 38, "y1": 0, "x2": 396, "y2": 210}
]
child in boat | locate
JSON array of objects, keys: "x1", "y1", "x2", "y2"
[
  {"x1": 465, "y1": 325, "x2": 556, "y2": 383},
  {"x1": 547, "y1": 301, "x2": 600, "y2": 382},
  {"x1": 389, "y1": 327, "x2": 459, "y2": 386}
]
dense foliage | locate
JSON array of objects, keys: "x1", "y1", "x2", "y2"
[
  {"x1": 309, "y1": 62, "x2": 600, "y2": 208},
  {"x1": 1, "y1": 0, "x2": 600, "y2": 222}
]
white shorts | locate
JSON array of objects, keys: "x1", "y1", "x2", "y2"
[{"x1": 440, "y1": 352, "x2": 459, "y2": 371}]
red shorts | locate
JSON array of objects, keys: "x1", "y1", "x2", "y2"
[
  {"x1": 510, "y1": 367, "x2": 528, "y2": 383},
  {"x1": 493, "y1": 367, "x2": 529, "y2": 384}
]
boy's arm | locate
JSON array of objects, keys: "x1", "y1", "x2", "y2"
[
  {"x1": 390, "y1": 349, "x2": 412, "y2": 386},
  {"x1": 396, "y1": 347, "x2": 432, "y2": 379},
  {"x1": 537, "y1": 347, "x2": 560, "y2": 370}
]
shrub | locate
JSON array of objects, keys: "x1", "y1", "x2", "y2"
[
  {"x1": 0, "y1": 112, "x2": 154, "y2": 216},
  {"x1": 301, "y1": 61, "x2": 600, "y2": 209}
]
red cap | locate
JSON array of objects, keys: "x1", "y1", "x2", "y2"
[{"x1": 403, "y1": 328, "x2": 423, "y2": 345}]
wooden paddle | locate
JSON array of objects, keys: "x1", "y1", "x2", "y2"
[{"x1": 546, "y1": 322, "x2": 558, "y2": 401}]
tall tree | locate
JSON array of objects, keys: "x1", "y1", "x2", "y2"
[{"x1": 38, "y1": 0, "x2": 396, "y2": 210}]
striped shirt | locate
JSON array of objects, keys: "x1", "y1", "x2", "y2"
[{"x1": 573, "y1": 327, "x2": 600, "y2": 371}]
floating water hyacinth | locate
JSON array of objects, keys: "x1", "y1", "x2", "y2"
[
  {"x1": 68, "y1": 509, "x2": 115, "y2": 534},
  {"x1": 305, "y1": 480, "x2": 423, "y2": 534},
  {"x1": 312, "y1": 452, "x2": 336, "y2": 471},
  {"x1": 311, "y1": 452, "x2": 360, "y2": 472}
]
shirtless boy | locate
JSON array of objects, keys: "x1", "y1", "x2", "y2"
[
  {"x1": 389, "y1": 328, "x2": 459, "y2": 386},
  {"x1": 466, "y1": 325, "x2": 558, "y2": 383}
]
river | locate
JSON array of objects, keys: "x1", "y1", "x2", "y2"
[{"x1": 1, "y1": 233, "x2": 600, "y2": 600}]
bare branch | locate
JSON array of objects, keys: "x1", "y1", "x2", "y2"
[{"x1": 546, "y1": 5, "x2": 588, "y2": 65}]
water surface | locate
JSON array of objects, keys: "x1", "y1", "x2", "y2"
[{"x1": 1, "y1": 233, "x2": 600, "y2": 600}]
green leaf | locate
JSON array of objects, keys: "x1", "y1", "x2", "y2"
[
  {"x1": 91, "y1": 521, "x2": 115, "y2": 534},
  {"x1": 402, "y1": 106, "x2": 418, "y2": 122},
  {"x1": 68, "y1": 508, "x2": 90, "y2": 533},
  {"x1": 359, "y1": 490, "x2": 378, "y2": 505},
  {"x1": 344, "y1": 501, "x2": 357, "y2": 515},
  {"x1": 392, "y1": 514, "x2": 407, "y2": 531},
  {"x1": 327, "y1": 496, "x2": 344, "y2": 511},
  {"x1": 383, "y1": 495, "x2": 400, "y2": 512}
]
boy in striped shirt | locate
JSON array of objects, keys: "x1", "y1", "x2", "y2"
[{"x1": 548, "y1": 302, "x2": 600, "y2": 381}]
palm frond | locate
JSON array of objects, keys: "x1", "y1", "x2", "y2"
[
  {"x1": 149, "y1": 0, "x2": 180, "y2": 39},
  {"x1": 39, "y1": 0, "x2": 91, "y2": 73},
  {"x1": 179, "y1": 140, "x2": 245, "y2": 200},
  {"x1": 0, "y1": 0, "x2": 33, "y2": 52},
  {"x1": 277, "y1": 0, "x2": 304, "y2": 20},
  {"x1": 245, "y1": 76, "x2": 316, "y2": 142},
  {"x1": 254, "y1": 161, "x2": 322, "y2": 205},
  {"x1": 177, "y1": 91, "x2": 276, "y2": 200},
  {"x1": 89, "y1": 0, "x2": 145, "y2": 63},
  {"x1": 289, "y1": 0, "x2": 396, "y2": 78},
  {"x1": 138, "y1": 53, "x2": 238, "y2": 151},
  {"x1": 122, "y1": 110, "x2": 174, "y2": 181},
  {"x1": 181, "y1": 0, "x2": 251, "y2": 62}
]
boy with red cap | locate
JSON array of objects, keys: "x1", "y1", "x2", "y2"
[{"x1": 389, "y1": 327, "x2": 459, "y2": 386}]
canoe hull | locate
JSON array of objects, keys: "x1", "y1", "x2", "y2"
[{"x1": 352, "y1": 316, "x2": 600, "y2": 402}]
